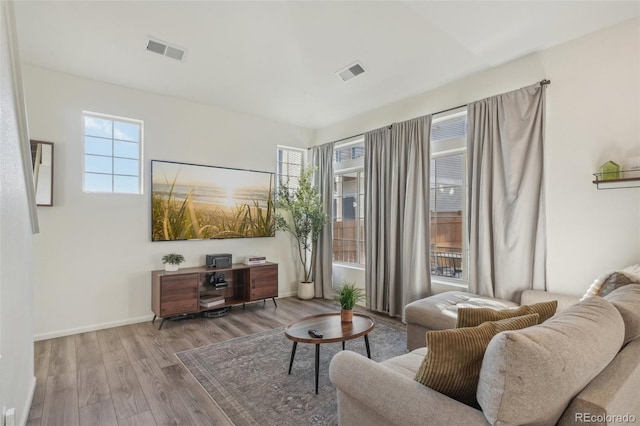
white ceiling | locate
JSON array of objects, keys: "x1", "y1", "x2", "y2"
[{"x1": 13, "y1": 1, "x2": 640, "y2": 129}]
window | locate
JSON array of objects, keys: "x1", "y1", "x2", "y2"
[
  {"x1": 333, "y1": 137, "x2": 365, "y2": 266},
  {"x1": 430, "y1": 110, "x2": 467, "y2": 283},
  {"x1": 83, "y1": 112, "x2": 143, "y2": 194},
  {"x1": 276, "y1": 146, "x2": 305, "y2": 189}
]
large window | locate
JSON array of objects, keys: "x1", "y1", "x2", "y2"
[
  {"x1": 333, "y1": 137, "x2": 365, "y2": 266},
  {"x1": 430, "y1": 110, "x2": 467, "y2": 283},
  {"x1": 83, "y1": 112, "x2": 143, "y2": 194},
  {"x1": 276, "y1": 146, "x2": 305, "y2": 189}
]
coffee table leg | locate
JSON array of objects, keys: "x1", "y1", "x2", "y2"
[
  {"x1": 315, "y1": 344, "x2": 320, "y2": 395},
  {"x1": 364, "y1": 334, "x2": 371, "y2": 359},
  {"x1": 288, "y1": 342, "x2": 297, "y2": 375}
]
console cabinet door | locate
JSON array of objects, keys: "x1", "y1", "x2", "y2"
[
  {"x1": 160, "y1": 273, "x2": 198, "y2": 317},
  {"x1": 248, "y1": 264, "x2": 278, "y2": 301}
]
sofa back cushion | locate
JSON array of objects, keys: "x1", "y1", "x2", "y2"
[
  {"x1": 604, "y1": 284, "x2": 640, "y2": 345},
  {"x1": 414, "y1": 313, "x2": 539, "y2": 408},
  {"x1": 456, "y1": 300, "x2": 557, "y2": 328},
  {"x1": 477, "y1": 296, "x2": 625, "y2": 425}
]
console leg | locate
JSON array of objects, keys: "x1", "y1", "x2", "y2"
[
  {"x1": 152, "y1": 314, "x2": 156, "y2": 324},
  {"x1": 158, "y1": 318, "x2": 166, "y2": 330},
  {"x1": 263, "y1": 299, "x2": 266, "y2": 308},
  {"x1": 342, "y1": 341, "x2": 345, "y2": 351},
  {"x1": 272, "y1": 297, "x2": 277, "y2": 308},
  {"x1": 315, "y1": 344, "x2": 320, "y2": 395},
  {"x1": 288, "y1": 342, "x2": 297, "y2": 375},
  {"x1": 243, "y1": 303, "x2": 245, "y2": 311},
  {"x1": 364, "y1": 334, "x2": 371, "y2": 359}
]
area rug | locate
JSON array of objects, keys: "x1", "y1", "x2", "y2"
[{"x1": 176, "y1": 316, "x2": 408, "y2": 426}]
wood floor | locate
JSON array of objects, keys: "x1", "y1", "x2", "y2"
[{"x1": 28, "y1": 297, "x2": 347, "y2": 426}]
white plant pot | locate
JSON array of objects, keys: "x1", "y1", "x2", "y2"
[
  {"x1": 165, "y1": 263, "x2": 179, "y2": 272},
  {"x1": 298, "y1": 281, "x2": 315, "y2": 300}
]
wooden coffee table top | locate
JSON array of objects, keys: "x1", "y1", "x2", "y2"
[{"x1": 284, "y1": 312, "x2": 375, "y2": 344}]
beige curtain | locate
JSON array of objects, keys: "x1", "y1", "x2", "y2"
[
  {"x1": 311, "y1": 143, "x2": 334, "y2": 298},
  {"x1": 467, "y1": 83, "x2": 547, "y2": 302},
  {"x1": 365, "y1": 116, "x2": 432, "y2": 319}
]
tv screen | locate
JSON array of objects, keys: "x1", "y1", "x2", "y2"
[{"x1": 151, "y1": 160, "x2": 275, "y2": 241}]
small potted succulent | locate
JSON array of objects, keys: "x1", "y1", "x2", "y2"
[
  {"x1": 335, "y1": 281, "x2": 365, "y2": 322},
  {"x1": 162, "y1": 253, "x2": 185, "y2": 272}
]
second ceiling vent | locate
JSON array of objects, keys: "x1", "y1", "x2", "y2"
[
  {"x1": 146, "y1": 37, "x2": 187, "y2": 62},
  {"x1": 336, "y1": 62, "x2": 366, "y2": 82}
]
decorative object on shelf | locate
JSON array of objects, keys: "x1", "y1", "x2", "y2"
[
  {"x1": 275, "y1": 168, "x2": 331, "y2": 300},
  {"x1": 162, "y1": 253, "x2": 185, "y2": 271},
  {"x1": 335, "y1": 281, "x2": 365, "y2": 322},
  {"x1": 598, "y1": 160, "x2": 621, "y2": 181},
  {"x1": 151, "y1": 160, "x2": 275, "y2": 241}
]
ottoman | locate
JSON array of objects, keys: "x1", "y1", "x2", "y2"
[{"x1": 404, "y1": 291, "x2": 518, "y2": 350}]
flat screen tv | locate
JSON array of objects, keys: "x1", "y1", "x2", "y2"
[{"x1": 151, "y1": 160, "x2": 275, "y2": 241}]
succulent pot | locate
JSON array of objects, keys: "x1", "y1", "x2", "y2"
[
  {"x1": 298, "y1": 281, "x2": 315, "y2": 300},
  {"x1": 165, "y1": 263, "x2": 179, "y2": 272},
  {"x1": 341, "y1": 309, "x2": 353, "y2": 323}
]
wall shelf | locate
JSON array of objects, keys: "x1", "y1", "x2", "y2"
[{"x1": 592, "y1": 170, "x2": 640, "y2": 190}]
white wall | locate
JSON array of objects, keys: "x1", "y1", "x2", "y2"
[
  {"x1": 1, "y1": 2, "x2": 36, "y2": 424},
  {"x1": 316, "y1": 17, "x2": 640, "y2": 297},
  {"x1": 22, "y1": 65, "x2": 314, "y2": 339}
]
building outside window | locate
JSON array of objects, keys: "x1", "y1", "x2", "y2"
[
  {"x1": 429, "y1": 110, "x2": 467, "y2": 283},
  {"x1": 333, "y1": 137, "x2": 365, "y2": 266},
  {"x1": 83, "y1": 112, "x2": 143, "y2": 194}
]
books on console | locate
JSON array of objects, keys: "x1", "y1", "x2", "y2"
[
  {"x1": 200, "y1": 295, "x2": 225, "y2": 308},
  {"x1": 243, "y1": 255, "x2": 266, "y2": 265}
]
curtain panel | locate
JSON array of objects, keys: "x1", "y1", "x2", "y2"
[
  {"x1": 467, "y1": 83, "x2": 547, "y2": 302},
  {"x1": 311, "y1": 143, "x2": 335, "y2": 299},
  {"x1": 365, "y1": 116, "x2": 432, "y2": 319}
]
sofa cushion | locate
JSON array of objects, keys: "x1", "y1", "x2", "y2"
[
  {"x1": 604, "y1": 284, "x2": 640, "y2": 344},
  {"x1": 381, "y1": 347, "x2": 426, "y2": 379},
  {"x1": 477, "y1": 296, "x2": 625, "y2": 425},
  {"x1": 456, "y1": 300, "x2": 557, "y2": 328},
  {"x1": 415, "y1": 313, "x2": 539, "y2": 407},
  {"x1": 405, "y1": 291, "x2": 518, "y2": 331}
]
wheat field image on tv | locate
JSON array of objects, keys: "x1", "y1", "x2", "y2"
[{"x1": 151, "y1": 161, "x2": 275, "y2": 241}]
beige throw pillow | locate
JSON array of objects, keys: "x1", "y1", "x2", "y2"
[
  {"x1": 456, "y1": 300, "x2": 557, "y2": 328},
  {"x1": 414, "y1": 313, "x2": 539, "y2": 407}
]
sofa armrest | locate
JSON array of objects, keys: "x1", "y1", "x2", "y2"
[
  {"x1": 520, "y1": 290, "x2": 580, "y2": 313},
  {"x1": 329, "y1": 351, "x2": 488, "y2": 426}
]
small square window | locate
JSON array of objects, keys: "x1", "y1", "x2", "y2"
[{"x1": 83, "y1": 112, "x2": 143, "y2": 194}]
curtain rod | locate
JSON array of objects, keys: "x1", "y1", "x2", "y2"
[{"x1": 326, "y1": 79, "x2": 550, "y2": 145}]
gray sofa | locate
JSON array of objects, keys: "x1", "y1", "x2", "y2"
[{"x1": 329, "y1": 285, "x2": 640, "y2": 425}]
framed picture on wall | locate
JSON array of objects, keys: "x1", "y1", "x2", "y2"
[{"x1": 151, "y1": 160, "x2": 275, "y2": 241}]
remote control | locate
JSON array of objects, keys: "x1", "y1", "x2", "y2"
[{"x1": 308, "y1": 329, "x2": 323, "y2": 338}]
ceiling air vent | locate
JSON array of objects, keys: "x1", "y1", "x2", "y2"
[
  {"x1": 146, "y1": 37, "x2": 187, "y2": 62},
  {"x1": 336, "y1": 62, "x2": 366, "y2": 82}
]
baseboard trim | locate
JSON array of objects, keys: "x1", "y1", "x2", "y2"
[
  {"x1": 33, "y1": 314, "x2": 155, "y2": 341},
  {"x1": 20, "y1": 376, "x2": 36, "y2": 426},
  {"x1": 34, "y1": 294, "x2": 299, "y2": 341}
]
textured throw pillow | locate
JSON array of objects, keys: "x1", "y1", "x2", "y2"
[
  {"x1": 456, "y1": 300, "x2": 557, "y2": 328},
  {"x1": 414, "y1": 313, "x2": 539, "y2": 407},
  {"x1": 598, "y1": 272, "x2": 633, "y2": 297}
]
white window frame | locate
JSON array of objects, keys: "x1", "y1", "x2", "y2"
[
  {"x1": 333, "y1": 135, "x2": 365, "y2": 268},
  {"x1": 430, "y1": 109, "x2": 468, "y2": 288},
  {"x1": 276, "y1": 145, "x2": 306, "y2": 190},
  {"x1": 82, "y1": 111, "x2": 144, "y2": 194}
]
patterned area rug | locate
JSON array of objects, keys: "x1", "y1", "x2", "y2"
[{"x1": 177, "y1": 316, "x2": 408, "y2": 426}]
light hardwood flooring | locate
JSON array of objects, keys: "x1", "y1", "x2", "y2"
[{"x1": 28, "y1": 297, "x2": 343, "y2": 426}]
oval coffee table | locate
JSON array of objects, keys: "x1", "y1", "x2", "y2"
[{"x1": 284, "y1": 312, "x2": 375, "y2": 394}]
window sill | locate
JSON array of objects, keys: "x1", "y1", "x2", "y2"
[
  {"x1": 431, "y1": 278, "x2": 468, "y2": 290},
  {"x1": 332, "y1": 262, "x2": 365, "y2": 271}
]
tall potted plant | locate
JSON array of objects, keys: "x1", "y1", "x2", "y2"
[{"x1": 275, "y1": 168, "x2": 330, "y2": 299}]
